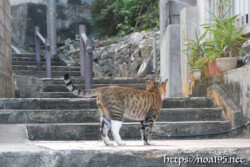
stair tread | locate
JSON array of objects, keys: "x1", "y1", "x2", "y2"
[{"x1": 25, "y1": 121, "x2": 230, "y2": 125}]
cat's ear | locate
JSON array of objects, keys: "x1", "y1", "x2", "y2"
[
  {"x1": 146, "y1": 79, "x2": 152, "y2": 85},
  {"x1": 162, "y1": 79, "x2": 168, "y2": 86}
]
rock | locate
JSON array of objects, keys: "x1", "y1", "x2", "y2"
[
  {"x1": 240, "y1": 40, "x2": 250, "y2": 65},
  {"x1": 64, "y1": 38, "x2": 72, "y2": 45},
  {"x1": 57, "y1": 30, "x2": 160, "y2": 78},
  {"x1": 137, "y1": 58, "x2": 153, "y2": 77},
  {"x1": 129, "y1": 32, "x2": 144, "y2": 45}
]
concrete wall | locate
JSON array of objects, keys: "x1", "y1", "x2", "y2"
[
  {"x1": 223, "y1": 66, "x2": 250, "y2": 121},
  {"x1": 180, "y1": 6, "x2": 198, "y2": 97},
  {"x1": 160, "y1": 0, "x2": 197, "y2": 41},
  {"x1": 0, "y1": 0, "x2": 15, "y2": 97},
  {"x1": 11, "y1": 0, "x2": 94, "y2": 50},
  {"x1": 189, "y1": 65, "x2": 250, "y2": 123},
  {"x1": 160, "y1": 25, "x2": 182, "y2": 97}
]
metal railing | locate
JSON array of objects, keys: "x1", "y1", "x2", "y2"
[
  {"x1": 206, "y1": 0, "x2": 250, "y2": 28},
  {"x1": 79, "y1": 25, "x2": 93, "y2": 90},
  {"x1": 35, "y1": 26, "x2": 51, "y2": 78}
]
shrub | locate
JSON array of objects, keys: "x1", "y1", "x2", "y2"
[{"x1": 91, "y1": 0, "x2": 159, "y2": 38}]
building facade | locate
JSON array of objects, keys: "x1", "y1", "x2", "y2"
[{"x1": 0, "y1": 0, "x2": 14, "y2": 97}]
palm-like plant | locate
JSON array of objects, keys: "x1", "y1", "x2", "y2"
[
  {"x1": 184, "y1": 31, "x2": 207, "y2": 72},
  {"x1": 202, "y1": 7, "x2": 246, "y2": 57}
]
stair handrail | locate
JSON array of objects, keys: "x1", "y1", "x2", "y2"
[
  {"x1": 35, "y1": 26, "x2": 52, "y2": 78},
  {"x1": 79, "y1": 25, "x2": 93, "y2": 90}
]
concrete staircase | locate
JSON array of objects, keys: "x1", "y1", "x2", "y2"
[
  {"x1": 12, "y1": 53, "x2": 146, "y2": 98},
  {"x1": 9, "y1": 53, "x2": 232, "y2": 140},
  {"x1": 0, "y1": 97, "x2": 231, "y2": 141},
  {"x1": 1, "y1": 53, "x2": 248, "y2": 167}
]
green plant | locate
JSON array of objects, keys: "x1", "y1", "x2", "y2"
[
  {"x1": 194, "y1": 56, "x2": 207, "y2": 72},
  {"x1": 202, "y1": 3, "x2": 246, "y2": 57},
  {"x1": 91, "y1": 0, "x2": 159, "y2": 38},
  {"x1": 184, "y1": 31, "x2": 207, "y2": 72}
]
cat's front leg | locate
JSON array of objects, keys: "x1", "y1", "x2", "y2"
[
  {"x1": 143, "y1": 109, "x2": 156, "y2": 145},
  {"x1": 111, "y1": 120, "x2": 126, "y2": 146}
]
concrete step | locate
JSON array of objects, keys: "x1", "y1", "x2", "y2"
[
  {"x1": 1, "y1": 139, "x2": 250, "y2": 166},
  {"x1": 26, "y1": 121, "x2": 231, "y2": 140},
  {"x1": 42, "y1": 84, "x2": 146, "y2": 92},
  {"x1": 18, "y1": 91, "x2": 81, "y2": 98},
  {"x1": 41, "y1": 77, "x2": 146, "y2": 84},
  {"x1": 0, "y1": 98, "x2": 216, "y2": 110},
  {"x1": 1, "y1": 139, "x2": 250, "y2": 167},
  {"x1": 12, "y1": 57, "x2": 46, "y2": 62},
  {"x1": 0, "y1": 108, "x2": 224, "y2": 124},
  {"x1": 12, "y1": 53, "x2": 37, "y2": 58},
  {"x1": 14, "y1": 70, "x2": 81, "y2": 77},
  {"x1": 12, "y1": 65, "x2": 80, "y2": 71},
  {"x1": 12, "y1": 61, "x2": 65, "y2": 66}
]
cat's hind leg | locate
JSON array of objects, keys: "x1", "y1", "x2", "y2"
[
  {"x1": 100, "y1": 116, "x2": 113, "y2": 146},
  {"x1": 111, "y1": 120, "x2": 126, "y2": 146}
]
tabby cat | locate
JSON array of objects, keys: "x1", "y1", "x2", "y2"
[{"x1": 64, "y1": 74, "x2": 168, "y2": 146}]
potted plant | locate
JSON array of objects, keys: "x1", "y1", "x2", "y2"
[
  {"x1": 202, "y1": 2, "x2": 246, "y2": 73},
  {"x1": 184, "y1": 31, "x2": 207, "y2": 81},
  {"x1": 193, "y1": 56, "x2": 207, "y2": 80}
]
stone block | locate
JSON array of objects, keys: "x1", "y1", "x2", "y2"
[
  {"x1": 180, "y1": 6, "x2": 198, "y2": 97},
  {"x1": 0, "y1": 9, "x2": 3, "y2": 24},
  {"x1": 160, "y1": 24, "x2": 182, "y2": 97}
]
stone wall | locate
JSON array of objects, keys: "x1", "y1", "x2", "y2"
[
  {"x1": 190, "y1": 65, "x2": 250, "y2": 122},
  {"x1": 11, "y1": 0, "x2": 94, "y2": 50},
  {"x1": 160, "y1": 25, "x2": 182, "y2": 97},
  {"x1": 180, "y1": 6, "x2": 198, "y2": 97},
  {"x1": 57, "y1": 31, "x2": 160, "y2": 78},
  {"x1": 0, "y1": 0, "x2": 14, "y2": 97}
]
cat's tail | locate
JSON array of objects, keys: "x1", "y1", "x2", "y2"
[{"x1": 64, "y1": 74, "x2": 97, "y2": 97}]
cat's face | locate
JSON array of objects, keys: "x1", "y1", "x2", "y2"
[{"x1": 146, "y1": 79, "x2": 168, "y2": 96}]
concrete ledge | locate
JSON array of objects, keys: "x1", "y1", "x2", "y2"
[
  {"x1": 207, "y1": 84, "x2": 242, "y2": 127},
  {"x1": 0, "y1": 140, "x2": 250, "y2": 167}
]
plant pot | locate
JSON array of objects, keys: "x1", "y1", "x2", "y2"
[
  {"x1": 216, "y1": 57, "x2": 239, "y2": 73},
  {"x1": 204, "y1": 66, "x2": 210, "y2": 78},
  {"x1": 193, "y1": 69, "x2": 201, "y2": 80},
  {"x1": 190, "y1": 72, "x2": 195, "y2": 82},
  {"x1": 207, "y1": 60, "x2": 220, "y2": 76}
]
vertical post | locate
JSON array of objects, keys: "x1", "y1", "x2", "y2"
[
  {"x1": 46, "y1": 0, "x2": 57, "y2": 55},
  {"x1": 85, "y1": 39, "x2": 93, "y2": 90},
  {"x1": 152, "y1": 32, "x2": 158, "y2": 74},
  {"x1": 243, "y1": 0, "x2": 246, "y2": 25},
  {"x1": 45, "y1": 39, "x2": 51, "y2": 78},
  {"x1": 231, "y1": 0, "x2": 235, "y2": 25},
  {"x1": 248, "y1": 0, "x2": 250, "y2": 23},
  {"x1": 79, "y1": 25, "x2": 86, "y2": 78},
  {"x1": 35, "y1": 26, "x2": 41, "y2": 66},
  {"x1": 160, "y1": 0, "x2": 167, "y2": 41}
]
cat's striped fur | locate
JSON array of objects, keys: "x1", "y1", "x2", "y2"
[{"x1": 64, "y1": 74, "x2": 168, "y2": 146}]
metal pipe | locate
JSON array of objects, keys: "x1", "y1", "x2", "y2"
[
  {"x1": 46, "y1": 0, "x2": 57, "y2": 55},
  {"x1": 152, "y1": 31, "x2": 160, "y2": 74},
  {"x1": 85, "y1": 39, "x2": 93, "y2": 90},
  {"x1": 79, "y1": 25, "x2": 86, "y2": 78},
  {"x1": 45, "y1": 39, "x2": 51, "y2": 78},
  {"x1": 35, "y1": 26, "x2": 41, "y2": 66}
]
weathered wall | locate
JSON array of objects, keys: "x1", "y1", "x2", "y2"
[
  {"x1": 190, "y1": 65, "x2": 250, "y2": 122},
  {"x1": 180, "y1": 6, "x2": 198, "y2": 97},
  {"x1": 160, "y1": 25, "x2": 182, "y2": 97},
  {"x1": 11, "y1": 0, "x2": 94, "y2": 50},
  {"x1": 0, "y1": 0, "x2": 15, "y2": 97},
  {"x1": 160, "y1": 0, "x2": 197, "y2": 42}
]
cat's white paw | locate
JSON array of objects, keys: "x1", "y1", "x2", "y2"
[
  {"x1": 117, "y1": 142, "x2": 126, "y2": 146},
  {"x1": 104, "y1": 141, "x2": 114, "y2": 146},
  {"x1": 144, "y1": 140, "x2": 155, "y2": 145}
]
